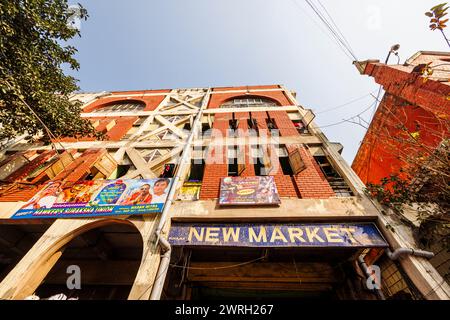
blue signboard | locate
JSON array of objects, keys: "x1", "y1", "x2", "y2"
[
  {"x1": 168, "y1": 223, "x2": 388, "y2": 248},
  {"x1": 11, "y1": 178, "x2": 173, "y2": 219}
]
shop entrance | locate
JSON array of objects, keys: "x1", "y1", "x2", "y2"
[{"x1": 163, "y1": 247, "x2": 378, "y2": 300}]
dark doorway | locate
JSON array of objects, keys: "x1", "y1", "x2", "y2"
[
  {"x1": 0, "y1": 222, "x2": 53, "y2": 284},
  {"x1": 34, "y1": 223, "x2": 143, "y2": 300}
]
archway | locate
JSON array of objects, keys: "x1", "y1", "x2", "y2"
[
  {"x1": 90, "y1": 100, "x2": 146, "y2": 113},
  {"x1": 33, "y1": 221, "x2": 143, "y2": 300},
  {"x1": 219, "y1": 96, "x2": 280, "y2": 109}
]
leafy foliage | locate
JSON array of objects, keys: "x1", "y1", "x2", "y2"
[
  {"x1": 365, "y1": 141, "x2": 450, "y2": 250},
  {"x1": 0, "y1": 0, "x2": 102, "y2": 142},
  {"x1": 425, "y1": 3, "x2": 450, "y2": 48}
]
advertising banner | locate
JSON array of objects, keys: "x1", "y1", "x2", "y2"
[
  {"x1": 219, "y1": 176, "x2": 281, "y2": 206},
  {"x1": 178, "y1": 181, "x2": 202, "y2": 201},
  {"x1": 12, "y1": 178, "x2": 173, "y2": 219},
  {"x1": 168, "y1": 223, "x2": 388, "y2": 248}
]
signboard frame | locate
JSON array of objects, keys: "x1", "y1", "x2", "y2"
[
  {"x1": 11, "y1": 178, "x2": 173, "y2": 219},
  {"x1": 219, "y1": 176, "x2": 281, "y2": 206},
  {"x1": 168, "y1": 222, "x2": 389, "y2": 248}
]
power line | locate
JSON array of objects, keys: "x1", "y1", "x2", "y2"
[
  {"x1": 370, "y1": 88, "x2": 384, "y2": 120},
  {"x1": 289, "y1": 0, "x2": 355, "y2": 61},
  {"x1": 317, "y1": 0, "x2": 358, "y2": 59},
  {"x1": 317, "y1": 100, "x2": 376, "y2": 129},
  {"x1": 14, "y1": 91, "x2": 67, "y2": 157},
  {"x1": 3, "y1": 79, "x2": 68, "y2": 156},
  {"x1": 316, "y1": 92, "x2": 375, "y2": 115},
  {"x1": 302, "y1": 0, "x2": 359, "y2": 62},
  {"x1": 170, "y1": 255, "x2": 267, "y2": 270}
]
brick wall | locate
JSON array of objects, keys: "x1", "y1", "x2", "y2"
[
  {"x1": 83, "y1": 91, "x2": 168, "y2": 112},
  {"x1": 268, "y1": 110, "x2": 299, "y2": 136},
  {"x1": 60, "y1": 116, "x2": 138, "y2": 142},
  {"x1": 208, "y1": 86, "x2": 293, "y2": 109},
  {"x1": 352, "y1": 90, "x2": 449, "y2": 184},
  {"x1": 288, "y1": 144, "x2": 335, "y2": 199},
  {"x1": 199, "y1": 107, "x2": 334, "y2": 199},
  {"x1": 268, "y1": 143, "x2": 298, "y2": 198},
  {"x1": 199, "y1": 113, "x2": 230, "y2": 199},
  {"x1": 363, "y1": 62, "x2": 449, "y2": 117},
  {"x1": 235, "y1": 111, "x2": 255, "y2": 177},
  {"x1": 357, "y1": 60, "x2": 449, "y2": 183},
  {"x1": 105, "y1": 116, "x2": 138, "y2": 140}
]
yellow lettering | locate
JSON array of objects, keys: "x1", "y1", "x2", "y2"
[
  {"x1": 188, "y1": 227, "x2": 204, "y2": 242},
  {"x1": 340, "y1": 227, "x2": 357, "y2": 244},
  {"x1": 223, "y1": 227, "x2": 240, "y2": 242},
  {"x1": 249, "y1": 227, "x2": 267, "y2": 242},
  {"x1": 288, "y1": 228, "x2": 306, "y2": 243},
  {"x1": 323, "y1": 227, "x2": 344, "y2": 243},
  {"x1": 305, "y1": 227, "x2": 325, "y2": 242},
  {"x1": 270, "y1": 227, "x2": 288, "y2": 242},
  {"x1": 205, "y1": 227, "x2": 220, "y2": 243}
]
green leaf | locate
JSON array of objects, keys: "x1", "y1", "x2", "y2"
[{"x1": 0, "y1": 0, "x2": 103, "y2": 142}]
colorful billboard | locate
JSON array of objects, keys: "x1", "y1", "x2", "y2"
[
  {"x1": 178, "y1": 181, "x2": 202, "y2": 201},
  {"x1": 168, "y1": 223, "x2": 388, "y2": 248},
  {"x1": 219, "y1": 176, "x2": 281, "y2": 206},
  {"x1": 12, "y1": 178, "x2": 173, "y2": 219}
]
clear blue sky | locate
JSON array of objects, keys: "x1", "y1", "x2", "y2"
[{"x1": 66, "y1": 0, "x2": 448, "y2": 163}]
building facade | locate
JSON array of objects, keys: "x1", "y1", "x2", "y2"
[
  {"x1": 0, "y1": 84, "x2": 448, "y2": 300},
  {"x1": 353, "y1": 51, "x2": 450, "y2": 290},
  {"x1": 352, "y1": 51, "x2": 450, "y2": 184}
]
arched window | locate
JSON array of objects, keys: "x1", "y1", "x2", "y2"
[
  {"x1": 220, "y1": 96, "x2": 279, "y2": 109},
  {"x1": 91, "y1": 101, "x2": 145, "y2": 113}
]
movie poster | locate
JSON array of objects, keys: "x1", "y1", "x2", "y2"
[
  {"x1": 219, "y1": 176, "x2": 281, "y2": 206},
  {"x1": 12, "y1": 178, "x2": 173, "y2": 219}
]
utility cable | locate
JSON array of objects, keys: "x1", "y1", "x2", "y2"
[
  {"x1": 317, "y1": 100, "x2": 376, "y2": 129},
  {"x1": 317, "y1": 0, "x2": 358, "y2": 59},
  {"x1": 316, "y1": 92, "x2": 375, "y2": 115},
  {"x1": 289, "y1": 0, "x2": 354, "y2": 61},
  {"x1": 4, "y1": 80, "x2": 68, "y2": 158},
  {"x1": 303, "y1": 0, "x2": 359, "y2": 62}
]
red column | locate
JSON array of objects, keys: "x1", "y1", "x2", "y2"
[{"x1": 199, "y1": 113, "x2": 230, "y2": 199}]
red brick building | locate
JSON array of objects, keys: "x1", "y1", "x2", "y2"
[
  {"x1": 0, "y1": 84, "x2": 448, "y2": 300},
  {"x1": 352, "y1": 51, "x2": 450, "y2": 184},
  {"x1": 353, "y1": 51, "x2": 450, "y2": 288}
]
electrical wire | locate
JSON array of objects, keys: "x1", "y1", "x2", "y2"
[
  {"x1": 317, "y1": 0, "x2": 357, "y2": 59},
  {"x1": 133, "y1": 253, "x2": 268, "y2": 300},
  {"x1": 289, "y1": 0, "x2": 354, "y2": 61},
  {"x1": 169, "y1": 255, "x2": 267, "y2": 270},
  {"x1": 3, "y1": 79, "x2": 69, "y2": 164},
  {"x1": 315, "y1": 92, "x2": 375, "y2": 115},
  {"x1": 368, "y1": 87, "x2": 384, "y2": 122},
  {"x1": 316, "y1": 100, "x2": 376, "y2": 129},
  {"x1": 302, "y1": 0, "x2": 359, "y2": 62}
]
